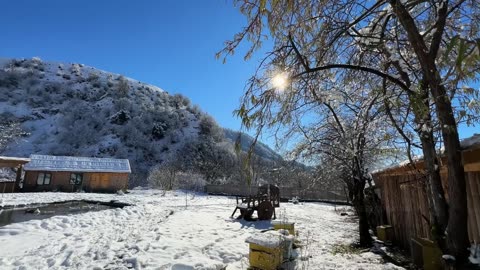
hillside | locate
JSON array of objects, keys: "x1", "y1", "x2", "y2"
[
  {"x1": 223, "y1": 129, "x2": 282, "y2": 161},
  {"x1": 0, "y1": 57, "x2": 282, "y2": 186}
]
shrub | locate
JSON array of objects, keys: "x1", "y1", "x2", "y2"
[
  {"x1": 0, "y1": 70, "x2": 19, "y2": 88},
  {"x1": 87, "y1": 72, "x2": 99, "y2": 82},
  {"x1": 117, "y1": 76, "x2": 129, "y2": 97},
  {"x1": 110, "y1": 110, "x2": 131, "y2": 125}
]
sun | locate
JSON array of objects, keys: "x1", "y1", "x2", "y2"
[{"x1": 271, "y1": 72, "x2": 288, "y2": 90}]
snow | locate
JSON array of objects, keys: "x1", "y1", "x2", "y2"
[
  {"x1": 0, "y1": 190, "x2": 403, "y2": 269},
  {"x1": 442, "y1": 254, "x2": 455, "y2": 261},
  {"x1": 470, "y1": 244, "x2": 480, "y2": 266},
  {"x1": 0, "y1": 156, "x2": 30, "y2": 163},
  {"x1": 245, "y1": 231, "x2": 284, "y2": 248},
  {"x1": 271, "y1": 220, "x2": 294, "y2": 226},
  {"x1": 461, "y1": 133, "x2": 480, "y2": 149},
  {"x1": 236, "y1": 203, "x2": 248, "y2": 208},
  {"x1": 24, "y1": 154, "x2": 131, "y2": 173},
  {"x1": 372, "y1": 133, "x2": 480, "y2": 175}
]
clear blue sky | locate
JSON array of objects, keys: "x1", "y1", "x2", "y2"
[
  {"x1": 0, "y1": 0, "x2": 476, "y2": 142},
  {"x1": 0, "y1": 0, "x2": 268, "y2": 132}
]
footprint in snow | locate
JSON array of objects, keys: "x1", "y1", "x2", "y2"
[
  {"x1": 173, "y1": 251, "x2": 188, "y2": 259},
  {"x1": 47, "y1": 258, "x2": 56, "y2": 267}
]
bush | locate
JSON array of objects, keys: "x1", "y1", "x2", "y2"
[
  {"x1": 152, "y1": 122, "x2": 167, "y2": 140},
  {"x1": 147, "y1": 164, "x2": 177, "y2": 191},
  {"x1": 0, "y1": 70, "x2": 20, "y2": 88},
  {"x1": 110, "y1": 110, "x2": 131, "y2": 125},
  {"x1": 117, "y1": 76, "x2": 129, "y2": 97},
  {"x1": 176, "y1": 171, "x2": 206, "y2": 192},
  {"x1": 87, "y1": 72, "x2": 99, "y2": 82}
]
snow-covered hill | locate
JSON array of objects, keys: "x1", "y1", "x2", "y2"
[
  {"x1": 0, "y1": 58, "x2": 282, "y2": 184},
  {"x1": 224, "y1": 129, "x2": 282, "y2": 161}
]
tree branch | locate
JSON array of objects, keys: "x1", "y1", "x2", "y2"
[{"x1": 292, "y1": 64, "x2": 413, "y2": 95}]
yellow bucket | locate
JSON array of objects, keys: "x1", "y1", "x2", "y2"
[{"x1": 272, "y1": 221, "x2": 295, "y2": 236}]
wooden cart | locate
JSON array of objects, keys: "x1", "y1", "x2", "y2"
[{"x1": 231, "y1": 184, "x2": 280, "y2": 220}]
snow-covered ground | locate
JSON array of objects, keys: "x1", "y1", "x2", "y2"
[{"x1": 0, "y1": 190, "x2": 403, "y2": 270}]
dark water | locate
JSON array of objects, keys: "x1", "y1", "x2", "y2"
[{"x1": 0, "y1": 201, "x2": 118, "y2": 227}]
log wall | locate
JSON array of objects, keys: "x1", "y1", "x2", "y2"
[{"x1": 373, "y1": 147, "x2": 480, "y2": 250}]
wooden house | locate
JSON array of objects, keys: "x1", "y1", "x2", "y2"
[
  {"x1": 0, "y1": 156, "x2": 30, "y2": 193},
  {"x1": 22, "y1": 154, "x2": 131, "y2": 193},
  {"x1": 372, "y1": 134, "x2": 480, "y2": 251}
]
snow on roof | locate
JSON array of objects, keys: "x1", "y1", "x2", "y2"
[
  {"x1": 372, "y1": 133, "x2": 480, "y2": 175},
  {"x1": 461, "y1": 133, "x2": 480, "y2": 149},
  {"x1": 0, "y1": 156, "x2": 31, "y2": 163},
  {"x1": 24, "y1": 155, "x2": 131, "y2": 173}
]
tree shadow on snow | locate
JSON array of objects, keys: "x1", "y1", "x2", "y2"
[{"x1": 234, "y1": 218, "x2": 273, "y2": 231}]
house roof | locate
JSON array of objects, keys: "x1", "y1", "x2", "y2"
[
  {"x1": 0, "y1": 156, "x2": 31, "y2": 167},
  {"x1": 24, "y1": 155, "x2": 131, "y2": 173},
  {"x1": 372, "y1": 133, "x2": 480, "y2": 177}
]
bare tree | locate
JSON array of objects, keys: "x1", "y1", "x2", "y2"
[
  {"x1": 147, "y1": 158, "x2": 181, "y2": 191},
  {"x1": 284, "y1": 80, "x2": 393, "y2": 246}
]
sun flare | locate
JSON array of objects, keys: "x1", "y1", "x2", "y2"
[{"x1": 271, "y1": 72, "x2": 288, "y2": 90}]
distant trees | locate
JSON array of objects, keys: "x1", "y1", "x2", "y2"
[
  {"x1": 148, "y1": 157, "x2": 181, "y2": 191},
  {"x1": 0, "y1": 117, "x2": 27, "y2": 153}
]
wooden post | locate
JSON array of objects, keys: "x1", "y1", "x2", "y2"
[{"x1": 15, "y1": 165, "x2": 23, "y2": 192}]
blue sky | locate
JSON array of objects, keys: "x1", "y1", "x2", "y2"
[
  {"x1": 0, "y1": 0, "x2": 477, "y2": 143},
  {"x1": 0, "y1": 0, "x2": 267, "y2": 132}
]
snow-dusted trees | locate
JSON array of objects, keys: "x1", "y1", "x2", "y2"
[
  {"x1": 221, "y1": 0, "x2": 479, "y2": 262},
  {"x1": 247, "y1": 72, "x2": 392, "y2": 245},
  {"x1": 0, "y1": 116, "x2": 27, "y2": 153},
  {"x1": 148, "y1": 158, "x2": 181, "y2": 191}
]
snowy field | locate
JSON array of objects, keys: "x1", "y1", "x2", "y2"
[{"x1": 0, "y1": 190, "x2": 403, "y2": 270}]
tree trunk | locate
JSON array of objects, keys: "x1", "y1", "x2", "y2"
[
  {"x1": 418, "y1": 130, "x2": 449, "y2": 247},
  {"x1": 352, "y1": 178, "x2": 372, "y2": 247},
  {"x1": 389, "y1": 1, "x2": 470, "y2": 261},
  {"x1": 430, "y1": 83, "x2": 469, "y2": 263},
  {"x1": 410, "y1": 85, "x2": 449, "y2": 246}
]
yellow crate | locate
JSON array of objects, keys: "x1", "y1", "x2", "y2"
[
  {"x1": 272, "y1": 222, "x2": 295, "y2": 236},
  {"x1": 376, "y1": 225, "x2": 393, "y2": 242},
  {"x1": 249, "y1": 243, "x2": 283, "y2": 270},
  {"x1": 411, "y1": 237, "x2": 442, "y2": 270}
]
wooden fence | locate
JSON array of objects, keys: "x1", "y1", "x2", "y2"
[
  {"x1": 205, "y1": 184, "x2": 348, "y2": 203},
  {"x1": 372, "y1": 145, "x2": 480, "y2": 250}
]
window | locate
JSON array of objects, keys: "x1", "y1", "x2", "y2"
[
  {"x1": 70, "y1": 173, "x2": 83, "y2": 185},
  {"x1": 36, "y1": 173, "x2": 51, "y2": 185}
]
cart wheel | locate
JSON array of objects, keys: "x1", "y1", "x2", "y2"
[
  {"x1": 257, "y1": 201, "x2": 274, "y2": 220},
  {"x1": 240, "y1": 209, "x2": 254, "y2": 220}
]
